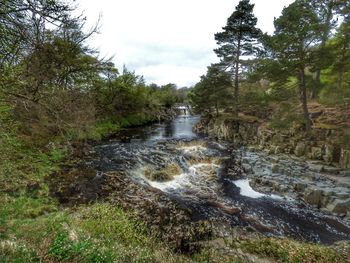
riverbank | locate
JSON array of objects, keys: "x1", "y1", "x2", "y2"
[
  {"x1": 0, "y1": 108, "x2": 185, "y2": 262},
  {"x1": 1, "y1": 113, "x2": 350, "y2": 262}
]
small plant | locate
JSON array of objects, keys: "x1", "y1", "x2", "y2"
[{"x1": 49, "y1": 231, "x2": 74, "y2": 260}]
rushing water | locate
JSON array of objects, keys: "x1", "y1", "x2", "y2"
[{"x1": 91, "y1": 115, "x2": 350, "y2": 244}]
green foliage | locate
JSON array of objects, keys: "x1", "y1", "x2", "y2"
[
  {"x1": 48, "y1": 230, "x2": 115, "y2": 262},
  {"x1": 231, "y1": 237, "x2": 344, "y2": 263},
  {"x1": 190, "y1": 65, "x2": 232, "y2": 115},
  {"x1": 269, "y1": 102, "x2": 304, "y2": 130},
  {"x1": 0, "y1": 241, "x2": 41, "y2": 263},
  {"x1": 319, "y1": 84, "x2": 350, "y2": 106},
  {"x1": 214, "y1": 0, "x2": 262, "y2": 83}
]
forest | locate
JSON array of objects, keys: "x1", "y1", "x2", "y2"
[
  {"x1": 191, "y1": 0, "x2": 349, "y2": 130},
  {"x1": 1, "y1": 0, "x2": 350, "y2": 262}
]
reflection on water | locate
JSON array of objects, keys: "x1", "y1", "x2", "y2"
[
  {"x1": 115, "y1": 116, "x2": 200, "y2": 141},
  {"x1": 149, "y1": 116, "x2": 200, "y2": 140}
]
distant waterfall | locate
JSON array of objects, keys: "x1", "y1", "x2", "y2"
[{"x1": 175, "y1": 104, "x2": 192, "y2": 116}]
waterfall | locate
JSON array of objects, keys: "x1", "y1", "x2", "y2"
[{"x1": 176, "y1": 104, "x2": 192, "y2": 116}]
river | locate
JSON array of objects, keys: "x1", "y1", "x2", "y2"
[{"x1": 90, "y1": 115, "x2": 350, "y2": 244}]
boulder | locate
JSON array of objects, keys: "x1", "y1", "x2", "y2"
[
  {"x1": 308, "y1": 163, "x2": 324, "y2": 173},
  {"x1": 331, "y1": 199, "x2": 350, "y2": 215},
  {"x1": 310, "y1": 147, "x2": 322, "y2": 160},
  {"x1": 144, "y1": 163, "x2": 182, "y2": 182},
  {"x1": 295, "y1": 142, "x2": 306, "y2": 157},
  {"x1": 274, "y1": 146, "x2": 283, "y2": 154},
  {"x1": 340, "y1": 149, "x2": 350, "y2": 169},
  {"x1": 294, "y1": 182, "x2": 307, "y2": 192},
  {"x1": 323, "y1": 145, "x2": 334, "y2": 163},
  {"x1": 304, "y1": 189, "x2": 324, "y2": 207},
  {"x1": 322, "y1": 166, "x2": 341, "y2": 175},
  {"x1": 340, "y1": 170, "x2": 350, "y2": 177}
]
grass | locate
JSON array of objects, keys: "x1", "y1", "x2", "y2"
[
  {"x1": 228, "y1": 236, "x2": 347, "y2": 263},
  {"x1": 0, "y1": 104, "x2": 183, "y2": 262},
  {"x1": 69, "y1": 113, "x2": 157, "y2": 140}
]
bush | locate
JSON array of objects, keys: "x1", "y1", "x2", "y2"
[
  {"x1": 230, "y1": 237, "x2": 344, "y2": 263},
  {"x1": 319, "y1": 85, "x2": 350, "y2": 107},
  {"x1": 269, "y1": 102, "x2": 304, "y2": 130}
]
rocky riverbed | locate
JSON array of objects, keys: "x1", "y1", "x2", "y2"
[
  {"x1": 194, "y1": 114, "x2": 350, "y2": 219},
  {"x1": 50, "y1": 115, "x2": 350, "y2": 250},
  {"x1": 237, "y1": 147, "x2": 350, "y2": 218}
]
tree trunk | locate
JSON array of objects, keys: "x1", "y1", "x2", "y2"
[
  {"x1": 299, "y1": 67, "x2": 312, "y2": 132},
  {"x1": 233, "y1": 37, "x2": 241, "y2": 115},
  {"x1": 234, "y1": 53, "x2": 240, "y2": 100}
]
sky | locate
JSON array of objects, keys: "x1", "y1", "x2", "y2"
[{"x1": 76, "y1": 0, "x2": 294, "y2": 87}]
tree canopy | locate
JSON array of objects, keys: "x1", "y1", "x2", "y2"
[{"x1": 214, "y1": 0, "x2": 261, "y2": 106}]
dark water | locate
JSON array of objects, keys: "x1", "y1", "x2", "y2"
[{"x1": 91, "y1": 115, "x2": 350, "y2": 244}]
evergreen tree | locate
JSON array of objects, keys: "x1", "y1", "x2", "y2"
[
  {"x1": 268, "y1": 0, "x2": 321, "y2": 131},
  {"x1": 214, "y1": 0, "x2": 261, "y2": 109},
  {"x1": 330, "y1": 20, "x2": 350, "y2": 90},
  {"x1": 309, "y1": 0, "x2": 349, "y2": 98},
  {"x1": 190, "y1": 65, "x2": 232, "y2": 116}
]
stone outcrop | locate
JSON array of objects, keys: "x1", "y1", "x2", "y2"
[
  {"x1": 194, "y1": 115, "x2": 350, "y2": 170},
  {"x1": 194, "y1": 114, "x2": 350, "y2": 218},
  {"x1": 340, "y1": 149, "x2": 350, "y2": 169},
  {"x1": 144, "y1": 163, "x2": 182, "y2": 182},
  {"x1": 237, "y1": 148, "x2": 350, "y2": 218}
]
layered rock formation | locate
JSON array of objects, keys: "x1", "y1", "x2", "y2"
[{"x1": 194, "y1": 114, "x2": 350, "y2": 218}]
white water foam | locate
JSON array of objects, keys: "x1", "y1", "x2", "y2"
[
  {"x1": 147, "y1": 163, "x2": 219, "y2": 192},
  {"x1": 233, "y1": 179, "x2": 284, "y2": 200}
]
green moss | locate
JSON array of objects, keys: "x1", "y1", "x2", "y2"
[{"x1": 229, "y1": 237, "x2": 345, "y2": 263}]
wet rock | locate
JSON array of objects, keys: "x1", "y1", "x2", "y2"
[
  {"x1": 322, "y1": 166, "x2": 341, "y2": 174},
  {"x1": 242, "y1": 163, "x2": 253, "y2": 174},
  {"x1": 324, "y1": 145, "x2": 334, "y2": 163},
  {"x1": 295, "y1": 142, "x2": 306, "y2": 157},
  {"x1": 274, "y1": 146, "x2": 283, "y2": 154},
  {"x1": 340, "y1": 149, "x2": 350, "y2": 169},
  {"x1": 340, "y1": 170, "x2": 350, "y2": 177},
  {"x1": 220, "y1": 158, "x2": 244, "y2": 180},
  {"x1": 331, "y1": 199, "x2": 350, "y2": 215},
  {"x1": 304, "y1": 189, "x2": 324, "y2": 207},
  {"x1": 310, "y1": 147, "x2": 323, "y2": 160},
  {"x1": 271, "y1": 163, "x2": 281, "y2": 173},
  {"x1": 307, "y1": 163, "x2": 324, "y2": 173},
  {"x1": 120, "y1": 136, "x2": 131, "y2": 142},
  {"x1": 205, "y1": 200, "x2": 241, "y2": 215},
  {"x1": 294, "y1": 182, "x2": 307, "y2": 192},
  {"x1": 144, "y1": 163, "x2": 182, "y2": 182}
]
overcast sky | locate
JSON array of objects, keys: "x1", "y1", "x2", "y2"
[{"x1": 76, "y1": 0, "x2": 294, "y2": 87}]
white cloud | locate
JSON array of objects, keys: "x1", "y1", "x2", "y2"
[{"x1": 76, "y1": 0, "x2": 294, "y2": 87}]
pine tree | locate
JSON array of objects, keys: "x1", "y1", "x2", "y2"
[
  {"x1": 309, "y1": 0, "x2": 348, "y2": 98},
  {"x1": 190, "y1": 65, "x2": 232, "y2": 116},
  {"x1": 269, "y1": 0, "x2": 321, "y2": 131},
  {"x1": 214, "y1": 0, "x2": 261, "y2": 109}
]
